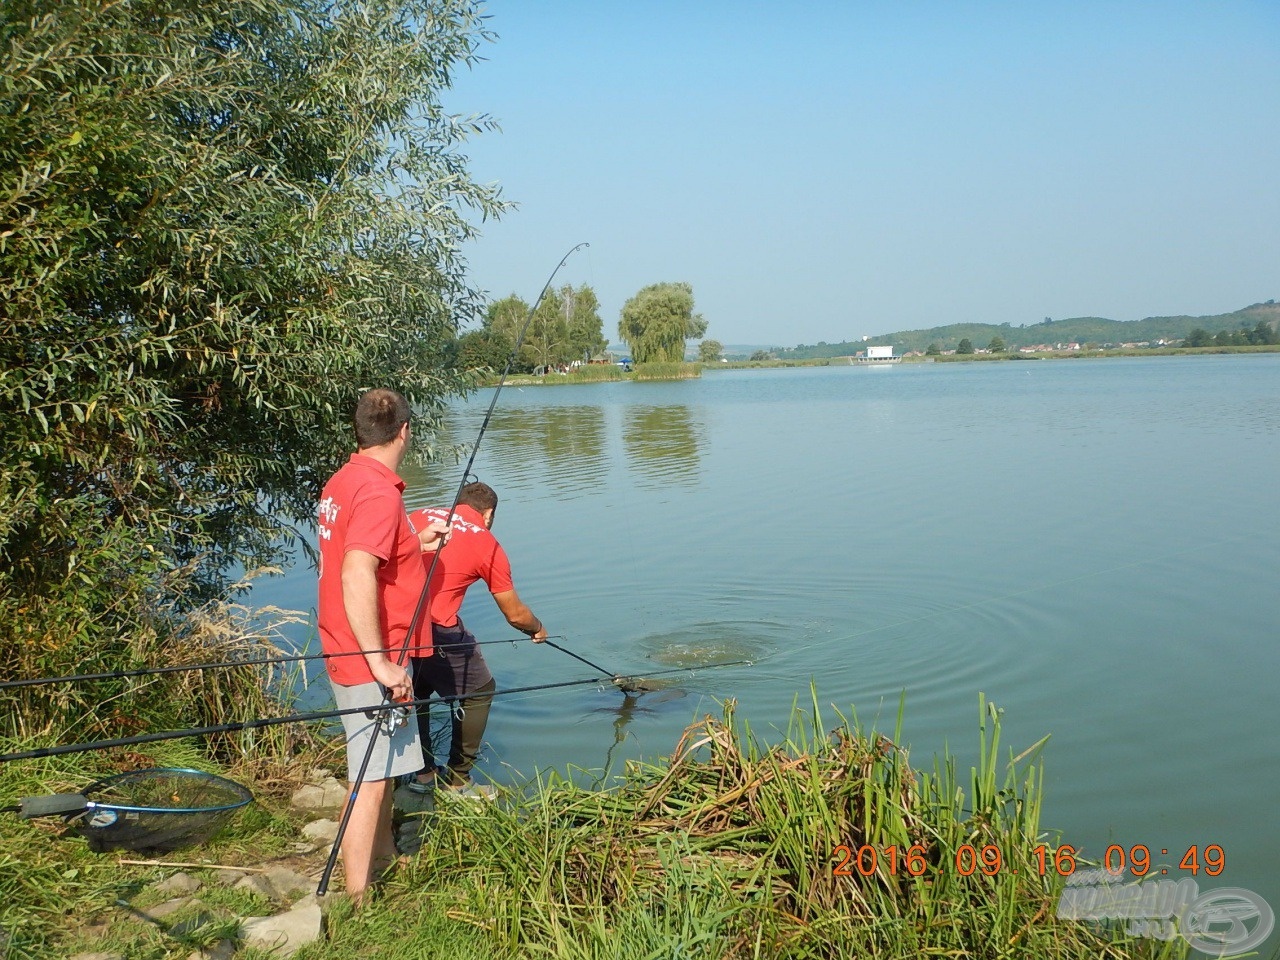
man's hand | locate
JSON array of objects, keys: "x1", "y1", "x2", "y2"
[
  {"x1": 416, "y1": 520, "x2": 451, "y2": 553},
  {"x1": 368, "y1": 657, "x2": 413, "y2": 701},
  {"x1": 530, "y1": 624, "x2": 548, "y2": 644}
]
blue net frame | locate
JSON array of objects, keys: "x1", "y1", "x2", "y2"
[{"x1": 72, "y1": 767, "x2": 253, "y2": 853}]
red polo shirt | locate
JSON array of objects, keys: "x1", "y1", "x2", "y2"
[
  {"x1": 408, "y1": 503, "x2": 514, "y2": 628},
  {"x1": 318, "y1": 454, "x2": 429, "y2": 685}
]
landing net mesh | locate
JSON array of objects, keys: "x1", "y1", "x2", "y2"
[{"x1": 74, "y1": 768, "x2": 253, "y2": 853}]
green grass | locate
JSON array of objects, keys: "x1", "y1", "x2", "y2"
[
  {"x1": 2, "y1": 695, "x2": 1192, "y2": 959},
  {"x1": 0, "y1": 597, "x2": 327, "y2": 959},
  {"x1": 566, "y1": 364, "x2": 627, "y2": 382},
  {"x1": 0, "y1": 733, "x2": 301, "y2": 959},
  {"x1": 715, "y1": 357, "x2": 834, "y2": 369},
  {"x1": 495, "y1": 362, "x2": 702, "y2": 385},
  {"x1": 320, "y1": 695, "x2": 1183, "y2": 959}
]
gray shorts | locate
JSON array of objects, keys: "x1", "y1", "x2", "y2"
[{"x1": 331, "y1": 679, "x2": 424, "y2": 784}]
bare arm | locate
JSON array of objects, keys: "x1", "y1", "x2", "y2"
[
  {"x1": 341, "y1": 549, "x2": 413, "y2": 696},
  {"x1": 492, "y1": 588, "x2": 547, "y2": 642}
]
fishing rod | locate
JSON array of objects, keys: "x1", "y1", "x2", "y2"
[
  {"x1": 319, "y1": 242, "x2": 590, "y2": 895},
  {"x1": 0, "y1": 659, "x2": 752, "y2": 764},
  {"x1": 0, "y1": 634, "x2": 562, "y2": 691}
]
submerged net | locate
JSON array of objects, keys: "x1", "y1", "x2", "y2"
[{"x1": 73, "y1": 767, "x2": 253, "y2": 853}]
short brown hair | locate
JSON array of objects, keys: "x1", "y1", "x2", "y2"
[
  {"x1": 457, "y1": 481, "x2": 498, "y2": 514},
  {"x1": 354, "y1": 388, "x2": 410, "y2": 448}
]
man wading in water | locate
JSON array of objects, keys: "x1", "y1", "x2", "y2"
[{"x1": 406, "y1": 482, "x2": 547, "y2": 799}]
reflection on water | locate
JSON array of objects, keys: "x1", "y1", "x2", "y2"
[
  {"x1": 591, "y1": 688, "x2": 691, "y2": 777},
  {"x1": 405, "y1": 397, "x2": 709, "y2": 500},
  {"x1": 487, "y1": 406, "x2": 608, "y2": 497},
  {"x1": 623, "y1": 405, "x2": 704, "y2": 487},
  {"x1": 404, "y1": 404, "x2": 610, "y2": 504}
]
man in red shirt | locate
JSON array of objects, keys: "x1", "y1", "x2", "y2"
[
  {"x1": 407, "y1": 481, "x2": 547, "y2": 797},
  {"x1": 317, "y1": 388, "x2": 446, "y2": 900}
]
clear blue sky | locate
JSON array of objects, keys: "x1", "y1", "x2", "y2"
[{"x1": 445, "y1": 1, "x2": 1279, "y2": 346}]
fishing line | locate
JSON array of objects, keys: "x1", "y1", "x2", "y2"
[
  {"x1": 0, "y1": 660, "x2": 751, "y2": 764},
  {"x1": 319, "y1": 242, "x2": 589, "y2": 895},
  {"x1": 541, "y1": 639, "x2": 660, "y2": 694},
  {"x1": 541, "y1": 639, "x2": 618, "y2": 679}
]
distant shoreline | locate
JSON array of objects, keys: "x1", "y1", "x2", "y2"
[
  {"x1": 711, "y1": 343, "x2": 1280, "y2": 369},
  {"x1": 480, "y1": 345, "x2": 1280, "y2": 386}
]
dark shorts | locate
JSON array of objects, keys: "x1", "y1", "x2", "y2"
[
  {"x1": 412, "y1": 620, "x2": 494, "y2": 700},
  {"x1": 411, "y1": 620, "x2": 496, "y2": 782}
]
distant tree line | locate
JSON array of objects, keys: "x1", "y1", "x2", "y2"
[
  {"x1": 1183, "y1": 322, "x2": 1278, "y2": 348},
  {"x1": 455, "y1": 280, "x2": 713, "y2": 372}
]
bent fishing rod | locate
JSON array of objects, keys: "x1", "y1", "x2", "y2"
[
  {"x1": 319, "y1": 241, "x2": 589, "y2": 895},
  {"x1": 0, "y1": 659, "x2": 752, "y2": 764}
]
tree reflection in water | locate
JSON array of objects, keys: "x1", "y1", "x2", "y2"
[
  {"x1": 622, "y1": 405, "x2": 703, "y2": 487},
  {"x1": 487, "y1": 405, "x2": 609, "y2": 497}
]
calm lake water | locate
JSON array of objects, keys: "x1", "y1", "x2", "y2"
[{"x1": 256, "y1": 354, "x2": 1280, "y2": 936}]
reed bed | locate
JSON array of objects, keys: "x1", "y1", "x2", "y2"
[
  {"x1": 392, "y1": 695, "x2": 1181, "y2": 959},
  {"x1": 565, "y1": 364, "x2": 626, "y2": 382},
  {"x1": 631, "y1": 361, "x2": 701, "y2": 380},
  {"x1": 1, "y1": 597, "x2": 323, "y2": 782}
]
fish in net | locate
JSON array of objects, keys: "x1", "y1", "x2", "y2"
[{"x1": 5, "y1": 767, "x2": 253, "y2": 853}]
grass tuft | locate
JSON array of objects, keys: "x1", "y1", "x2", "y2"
[
  {"x1": 376, "y1": 696, "x2": 1182, "y2": 959},
  {"x1": 2, "y1": 695, "x2": 1188, "y2": 959}
]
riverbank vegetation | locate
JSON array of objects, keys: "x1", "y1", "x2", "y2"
[
  {"x1": 0, "y1": 0, "x2": 502, "y2": 740},
  {"x1": 632, "y1": 361, "x2": 703, "y2": 380},
  {"x1": 928, "y1": 343, "x2": 1280, "y2": 361},
  {"x1": 705, "y1": 346, "x2": 1280, "y2": 369},
  {"x1": 2, "y1": 698, "x2": 1183, "y2": 958},
  {"x1": 488, "y1": 360, "x2": 703, "y2": 387}
]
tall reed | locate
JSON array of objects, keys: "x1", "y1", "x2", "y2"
[
  {"x1": 631, "y1": 361, "x2": 701, "y2": 380},
  {"x1": 1, "y1": 593, "x2": 320, "y2": 780},
  {"x1": 565, "y1": 364, "x2": 625, "y2": 382},
  {"x1": 387, "y1": 695, "x2": 1178, "y2": 959}
]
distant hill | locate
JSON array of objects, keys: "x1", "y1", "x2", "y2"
[{"x1": 777, "y1": 302, "x2": 1280, "y2": 358}]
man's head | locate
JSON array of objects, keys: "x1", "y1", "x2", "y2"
[
  {"x1": 457, "y1": 481, "x2": 498, "y2": 527},
  {"x1": 354, "y1": 388, "x2": 411, "y2": 450}
]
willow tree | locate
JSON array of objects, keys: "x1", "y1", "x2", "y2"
[
  {"x1": 618, "y1": 282, "x2": 707, "y2": 363},
  {"x1": 0, "y1": 0, "x2": 506, "y2": 690}
]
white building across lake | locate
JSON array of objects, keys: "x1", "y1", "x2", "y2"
[{"x1": 857, "y1": 345, "x2": 900, "y2": 364}]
